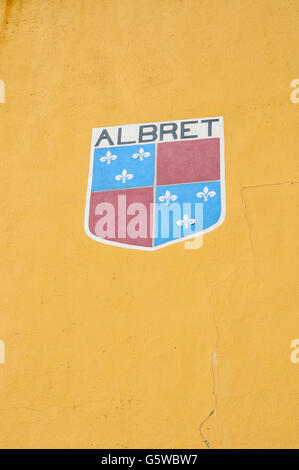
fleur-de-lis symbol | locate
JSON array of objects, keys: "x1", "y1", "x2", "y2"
[
  {"x1": 115, "y1": 169, "x2": 134, "y2": 183},
  {"x1": 132, "y1": 147, "x2": 150, "y2": 161},
  {"x1": 176, "y1": 214, "x2": 196, "y2": 229},
  {"x1": 158, "y1": 190, "x2": 178, "y2": 205},
  {"x1": 100, "y1": 150, "x2": 117, "y2": 164},
  {"x1": 196, "y1": 186, "x2": 216, "y2": 201}
]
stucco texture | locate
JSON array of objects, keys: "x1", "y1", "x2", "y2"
[{"x1": 0, "y1": 0, "x2": 298, "y2": 449}]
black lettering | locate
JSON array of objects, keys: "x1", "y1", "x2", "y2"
[
  {"x1": 117, "y1": 127, "x2": 136, "y2": 145},
  {"x1": 160, "y1": 122, "x2": 178, "y2": 141},
  {"x1": 94, "y1": 129, "x2": 114, "y2": 147},
  {"x1": 201, "y1": 118, "x2": 219, "y2": 137},
  {"x1": 181, "y1": 120, "x2": 198, "y2": 139},
  {"x1": 139, "y1": 124, "x2": 158, "y2": 143}
]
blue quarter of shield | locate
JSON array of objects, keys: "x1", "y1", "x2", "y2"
[
  {"x1": 91, "y1": 144, "x2": 155, "y2": 192},
  {"x1": 154, "y1": 181, "x2": 221, "y2": 247}
]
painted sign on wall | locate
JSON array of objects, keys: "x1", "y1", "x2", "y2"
[{"x1": 85, "y1": 117, "x2": 225, "y2": 250}]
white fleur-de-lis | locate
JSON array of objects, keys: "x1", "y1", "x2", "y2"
[
  {"x1": 132, "y1": 147, "x2": 150, "y2": 161},
  {"x1": 100, "y1": 150, "x2": 117, "y2": 164},
  {"x1": 158, "y1": 190, "x2": 178, "y2": 205},
  {"x1": 176, "y1": 214, "x2": 196, "y2": 229},
  {"x1": 115, "y1": 169, "x2": 134, "y2": 183},
  {"x1": 196, "y1": 186, "x2": 216, "y2": 201}
]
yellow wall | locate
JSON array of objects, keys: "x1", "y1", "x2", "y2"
[{"x1": 0, "y1": 0, "x2": 298, "y2": 449}]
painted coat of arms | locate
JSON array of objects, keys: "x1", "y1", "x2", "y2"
[{"x1": 84, "y1": 117, "x2": 225, "y2": 250}]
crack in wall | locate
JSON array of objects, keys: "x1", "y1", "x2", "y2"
[
  {"x1": 198, "y1": 270, "x2": 238, "y2": 449},
  {"x1": 199, "y1": 312, "x2": 219, "y2": 448},
  {"x1": 241, "y1": 188, "x2": 257, "y2": 277},
  {"x1": 241, "y1": 180, "x2": 299, "y2": 280},
  {"x1": 242, "y1": 180, "x2": 299, "y2": 191}
]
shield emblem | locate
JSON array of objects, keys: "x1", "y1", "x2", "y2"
[{"x1": 85, "y1": 117, "x2": 225, "y2": 250}]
